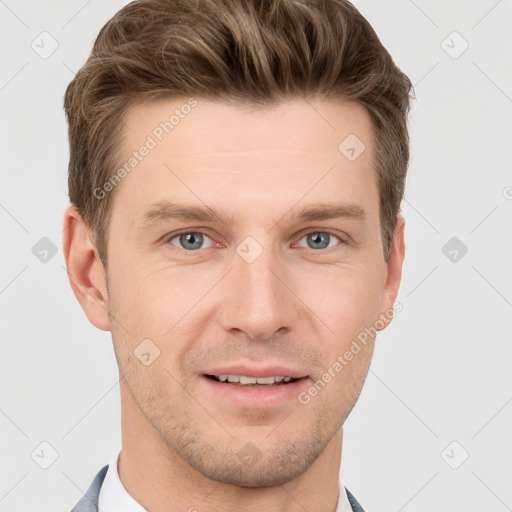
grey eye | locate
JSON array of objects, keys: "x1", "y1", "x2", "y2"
[
  {"x1": 169, "y1": 232, "x2": 213, "y2": 251},
  {"x1": 299, "y1": 232, "x2": 341, "y2": 250}
]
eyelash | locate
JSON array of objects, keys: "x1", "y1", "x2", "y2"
[{"x1": 164, "y1": 229, "x2": 346, "y2": 252}]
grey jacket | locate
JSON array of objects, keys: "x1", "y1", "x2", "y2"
[{"x1": 70, "y1": 464, "x2": 365, "y2": 512}]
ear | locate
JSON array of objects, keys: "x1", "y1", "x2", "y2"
[
  {"x1": 62, "y1": 204, "x2": 111, "y2": 331},
  {"x1": 378, "y1": 215, "x2": 406, "y2": 329}
]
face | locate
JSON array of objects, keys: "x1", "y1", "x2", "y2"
[{"x1": 97, "y1": 97, "x2": 403, "y2": 486}]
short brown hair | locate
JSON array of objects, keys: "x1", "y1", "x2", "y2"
[{"x1": 64, "y1": 0, "x2": 413, "y2": 268}]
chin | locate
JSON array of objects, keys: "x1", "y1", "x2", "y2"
[{"x1": 180, "y1": 431, "x2": 327, "y2": 488}]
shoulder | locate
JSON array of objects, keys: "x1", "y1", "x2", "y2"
[
  {"x1": 345, "y1": 487, "x2": 366, "y2": 512},
  {"x1": 69, "y1": 464, "x2": 109, "y2": 512}
]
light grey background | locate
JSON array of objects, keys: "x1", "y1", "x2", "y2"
[{"x1": 1, "y1": 1, "x2": 511, "y2": 511}]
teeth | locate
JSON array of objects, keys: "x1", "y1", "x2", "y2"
[
  {"x1": 214, "y1": 374, "x2": 295, "y2": 385},
  {"x1": 253, "y1": 376, "x2": 275, "y2": 385}
]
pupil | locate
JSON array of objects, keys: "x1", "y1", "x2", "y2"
[
  {"x1": 309, "y1": 232, "x2": 329, "y2": 249},
  {"x1": 181, "y1": 233, "x2": 202, "y2": 250}
]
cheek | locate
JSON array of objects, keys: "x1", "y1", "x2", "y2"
[
  {"x1": 302, "y1": 265, "x2": 383, "y2": 342},
  {"x1": 109, "y1": 264, "x2": 214, "y2": 353},
  {"x1": 314, "y1": 269, "x2": 380, "y2": 407}
]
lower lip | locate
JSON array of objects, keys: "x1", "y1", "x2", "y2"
[{"x1": 200, "y1": 375, "x2": 309, "y2": 409}]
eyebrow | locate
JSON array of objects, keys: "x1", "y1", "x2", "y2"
[{"x1": 138, "y1": 200, "x2": 366, "y2": 229}]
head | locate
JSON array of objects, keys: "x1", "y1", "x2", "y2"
[{"x1": 63, "y1": 0, "x2": 412, "y2": 488}]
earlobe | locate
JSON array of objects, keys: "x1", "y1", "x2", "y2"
[
  {"x1": 62, "y1": 205, "x2": 111, "y2": 331},
  {"x1": 378, "y1": 216, "x2": 406, "y2": 330}
]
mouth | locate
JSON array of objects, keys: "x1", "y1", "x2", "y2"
[
  {"x1": 200, "y1": 366, "x2": 310, "y2": 409},
  {"x1": 204, "y1": 374, "x2": 302, "y2": 387}
]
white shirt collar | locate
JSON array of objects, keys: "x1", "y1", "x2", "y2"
[
  {"x1": 98, "y1": 449, "x2": 353, "y2": 512},
  {"x1": 98, "y1": 449, "x2": 148, "y2": 512}
]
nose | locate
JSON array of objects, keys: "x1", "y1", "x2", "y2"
[{"x1": 217, "y1": 237, "x2": 300, "y2": 341}]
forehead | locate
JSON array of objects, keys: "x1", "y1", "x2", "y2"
[
  {"x1": 123, "y1": 97, "x2": 373, "y2": 158},
  {"x1": 110, "y1": 97, "x2": 378, "y2": 224}
]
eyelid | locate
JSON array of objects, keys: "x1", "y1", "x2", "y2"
[
  {"x1": 165, "y1": 229, "x2": 218, "y2": 249},
  {"x1": 294, "y1": 228, "x2": 345, "y2": 243},
  {"x1": 292, "y1": 229, "x2": 345, "y2": 250}
]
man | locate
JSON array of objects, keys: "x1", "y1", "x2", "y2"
[{"x1": 62, "y1": 0, "x2": 412, "y2": 510}]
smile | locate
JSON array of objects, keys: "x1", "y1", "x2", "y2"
[{"x1": 205, "y1": 374, "x2": 300, "y2": 386}]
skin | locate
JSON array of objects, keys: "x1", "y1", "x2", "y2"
[{"x1": 62, "y1": 97, "x2": 405, "y2": 512}]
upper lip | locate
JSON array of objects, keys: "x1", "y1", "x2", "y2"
[{"x1": 202, "y1": 365, "x2": 308, "y2": 379}]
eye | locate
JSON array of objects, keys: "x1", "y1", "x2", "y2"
[
  {"x1": 165, "y1": 230, "x2": 344, "y2": 252},
  {"x1": 168, "y1": 231, "x2": 214, "y2": 251},
  {"x1": 297, "y1": 231, "x2": 343, "y2": 250}
]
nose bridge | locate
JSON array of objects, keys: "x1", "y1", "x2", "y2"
[{"x1": 220, "y1": 234, "x2": 298, "y2": 340}]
